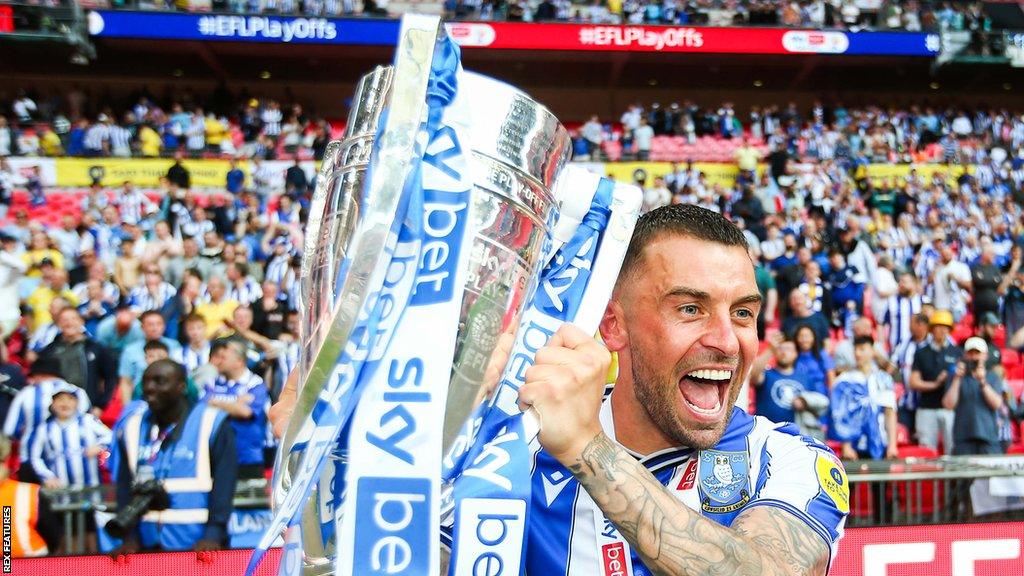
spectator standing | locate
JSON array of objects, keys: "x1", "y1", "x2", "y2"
[
  {"x1": 895, "y1": 312, "x2": 931, "y2": 437},
  {"x1": 0, "y1": 437, "x2": 60, "y2": 558},
  {"x1": 0, "y1": 233, "x2": 26, "y2": 339},
  {"x1": 83, "y1": 115, "x2": 111, "y2": 157},
  {"x1": 932, "y1": 245, "x2": 972, "y2": 321},
  {"x1": 971, "y1": 243, "x2": 1004, "y2": 327},
  {"x1": 111, "y1": 359, "x2": 236, "y2": 554},
  {"x1": 750, "y1": 333, "x2": 827, "y2": 438},
  {"x1": 781, "y1": 289, "x2": 830, "y2": 342},
  {"x1": 117, "y1": 311, "x2": 182, "y2": 405},
  {"x1": 3, "y1": 357, "x2": 91, "y2": 483},
  {"x1": 226, "y1": 159, "x2": 246, "y2": 196},
  {"x1": 633, "y1": 117, "x2": 654, "y2": 161},
  {"x1": 29, "y1": 383, "x2": 112, "y2": 493},
  {"x1": 196, "y1": 277, "x2": 239, "y2": 339},
  {"x1": 38, "y1": 307, "x2": 117, "y2": 414},
  {"x1": 943, "y1": 337, "x2": 1005, "y2": 455},
  {"x1": 910, "y1": 309, "x2": 961, "y2": 453},
  {"x1": 204, "y1": 341, "x2": 269, "y2": 479},
  {"x1": 166, "y1": 152, "x2": 191, "y2": 190},
  {"x1": 580, "y1": 115, "x2": 605, "y2": 160},
  {"x1": 881, "y1": 271, "x2": 924, "y2": 353},
  {"x1": 830, "y1": 335, "x2": 899, "y2": 460},
  {"x1": 792, "y1": 324, "x2": 834, "y2": 397}
]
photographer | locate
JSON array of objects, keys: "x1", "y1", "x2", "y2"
[
  {"x1": 110, "y1": 359, "x2": 236, "y2": 555},
  {"x1": 942, "y1": 337, "x2": 1005, "y2": 455}
]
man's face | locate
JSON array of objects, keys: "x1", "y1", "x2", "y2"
[
  {"x1": 966, "y1": 349, "x2": 986, "y2": 365},
  {"x1": 775, "y1": 341, "x2": 797, "y2": 369},
  {"x1": 234, "y1": 308, "x2": 253, "y2": 331},
  {"x1": 141, "y1": 315, "x2": 165, "y2": 340},
  {"x1": 853, "y1": 318, "x2": 873, "y2": 338},
  {"x1": 898, "y1": 274, "x2": 916, "y2": 295},
  {"x1": 57, "y1": 310, "x2": 84, "y2": 338},
  {"x1": 607, "y1": 235, "x2": 760, "y2": 450},
  {"x1": 854, "y1": 342, "x2": 874, "y2": 367},
  {"x1": 51, "y1": 393, "x2": 78, "y2": 420},
  {"x1": 186, "y1": 320, "x2": 206, "y2": 345},
  {"x1": 910, "y1": 319, "x2": 929, "y2": 340},
  {"x1": 208, "y1": 279, "x2": 225, "y2": 300},
  {"x1": 144, "y1": 348, "x2": 169, "y2": 365},
  {"x1": 142, "y1": 363, "x2": 185, "y2": 413},
  {"x1": 931, "y1": 324, "x2": 951, "y2": 342}
]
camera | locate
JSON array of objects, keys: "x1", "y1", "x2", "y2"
[
  {"x1": 104, "y1": 479, "x2": 170, "y2": 539},
  {"x1": 965, "y1": 360, "x2": 979, "y2": 374}
]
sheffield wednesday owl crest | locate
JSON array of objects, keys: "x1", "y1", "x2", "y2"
[{"x1": 698, "y1": 449, "x2": 750, "y2": 514}]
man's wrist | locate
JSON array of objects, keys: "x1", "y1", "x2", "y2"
[{"x1": 551, "y1": 428, "x2": 604, "y2": 469}]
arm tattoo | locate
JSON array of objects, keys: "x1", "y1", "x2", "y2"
[{"x1": 567, "y1": 433, "x2": 829, "y2": 576}]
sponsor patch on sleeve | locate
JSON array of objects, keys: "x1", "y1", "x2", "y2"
[{"x1": 815, "y1": 453, "x2": 850, "y2": 514}]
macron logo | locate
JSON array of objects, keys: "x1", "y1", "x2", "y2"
[{"x1": 541, "y1": 470, "x2": 572, "y2": 506}]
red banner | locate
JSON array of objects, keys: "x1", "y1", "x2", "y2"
[
  {"x1": 11, "y1": 521, "x2": 1024, "y2": 575},
  {"x1": 0, "y1": 5, "x2": 13, "y2": 34},
  {"x1": 445, "y1": 22, "x2": 851, "y2": 54}
]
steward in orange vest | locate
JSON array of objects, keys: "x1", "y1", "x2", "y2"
[{"x1": 0, "y1": 437, "x2": 59, "y2": 557}]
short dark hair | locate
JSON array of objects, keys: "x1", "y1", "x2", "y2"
[
  {"x1": 853, "y1": 335, "x2": 875, "y2": 347},
  {"x1": 912, "y1": 312, "x2": 930, "y2": 325},
  {"x1": 139, "y1": 310, "x2": 163, "y2": 323},
  {"x1": 142, "y1": 358, "x2": 187, "y2": 385},
  {"x1": 618, "y1": 204, "x2": 748, "y2": 282},
  {"x1": 184, "y1": 312, "x2": 206, "y2": 326},
  {"x1": 144, "y1": 339, "x2": 170, "y2": 354}
]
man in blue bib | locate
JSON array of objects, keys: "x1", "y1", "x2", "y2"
[
  {"x1": 517, "y1": 205, "x2": 848, "y2": 575},
  {"x1": 111, "y1": 359, "x2": 237, "y2": 554}
]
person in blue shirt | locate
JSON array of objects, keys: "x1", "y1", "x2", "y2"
[
  {"x1": 118, "y1": 311, "x2": 181, "y2": 405},
  {"x1": 225, "y1": 159, "x2": 245, "y2": 195},
  {"x1": 203, "y1": 340, "x2": 268, "y2": 479},
  {"x1": 793, "y1": 324, "x2": 835, "y2": 396},
  {"x1": 750, "y1": 332, "x2": 822, "y2": 433}
]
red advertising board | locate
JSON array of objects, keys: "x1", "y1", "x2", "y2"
[
  {"x1": 11, "y1": 521, "x2": 1024, "y2": 575},
  {"x1": 0, "y1": 5, "x2": 13, "y2": 34},
  {"x1": 445, "y1": 21, "x2": 851, "y2": 54}
]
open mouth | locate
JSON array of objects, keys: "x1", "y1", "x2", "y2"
[{"x1": 679, "y1": 368, "x2": 733, "y2": 420}]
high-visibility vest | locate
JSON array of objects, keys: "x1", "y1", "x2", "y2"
[
  {"x1": 0, "y1": 479, "x2": 48, "y2": 557},
  {"x1": 122, "y1": 403, "x2": 226, "y2": 550}
]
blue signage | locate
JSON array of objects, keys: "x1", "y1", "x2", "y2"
[{"x1": 87, "y1": 10, "x2": 400, "y2": 45}]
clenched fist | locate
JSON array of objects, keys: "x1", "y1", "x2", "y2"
[{"x1": 518, "y1": 324, "x2": 611, "y2": 465}]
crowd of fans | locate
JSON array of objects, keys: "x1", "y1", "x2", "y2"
[
  {"x1": 0, "y1": 89, "x2": 335, "y2": 161},
  {"x1": 574, "y1": 100, "x2": 1024, "y2": 167},
  {"x1": 0, "y1": 155, "x2": 307, "y2": 555},
  {"x1": 74, "y1": 0, "x2": 994, "y2": 33},
  {"x1": 447, "y1": 0, "x2": 988, "y2": 30}
]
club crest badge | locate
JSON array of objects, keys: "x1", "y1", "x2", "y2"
[{"x1": 699, "y1": 450, "x2": 750, "y2": 514}]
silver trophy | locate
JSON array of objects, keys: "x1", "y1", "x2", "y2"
[{"x1": 274, "y1": 14, "x2": 571, "y2": 574}]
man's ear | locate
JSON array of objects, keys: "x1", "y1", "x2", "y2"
[{"x1": 599, "y1": 298, "x2": 628, "y2": 352}]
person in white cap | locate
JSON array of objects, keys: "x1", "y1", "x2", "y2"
[{"x1": 942, "y1": 336, "x2": 1005, "y2": 455}]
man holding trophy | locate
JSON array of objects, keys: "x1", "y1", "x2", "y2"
[{"x1": 262, "y1": 13, "x2": 847, "y2": 576}]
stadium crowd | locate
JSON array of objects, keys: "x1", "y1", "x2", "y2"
[
  {"x1": 73, "y1": 0, "x2": 991, "y2": 33},
  {"x1": 0, "y1": 89, "x2": 335, "y2": 161},
  {"x1": 453, "y1": 0, "x2": 986, "y2": 30},
  {"x1": 3, "y1": 93, "x2": 1024, "y2": 555}
]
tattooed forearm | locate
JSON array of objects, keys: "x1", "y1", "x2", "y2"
[{"x1": 566, "y1": 432, "x2": 828, "y2": 576}]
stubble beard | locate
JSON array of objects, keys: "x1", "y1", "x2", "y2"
[{"x1": 629, "y1": 343, "x2": 740, "y2": 451}]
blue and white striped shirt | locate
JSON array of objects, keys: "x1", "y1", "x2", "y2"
[
  {"x1": 128, "y1": 282, "x2": 177, "y2": 313},
  {"x1": 883, "y1": 294, "x2": 923, "y2": 353},
  {"x1": 118, "y1": 191, "x2": 157, "y2": 224},
  {"x1": 264, "y1": 255, "x2": 291, "y2": 288},
  {"x1": 182, "y1": 343, "x2": 211, "y2": 374},
  {"x1": 2, "y1": 379, "x2": 91, "y2": 463},
  {"x1": 28, "y1": 323, "x2": 60, "y2": 353},
  {"x1": 229, "y1": 278, "x2": 263, "y2": 305},
  {"x1": 29, "y1": 413, "x2": 112, "y2": 487}
]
